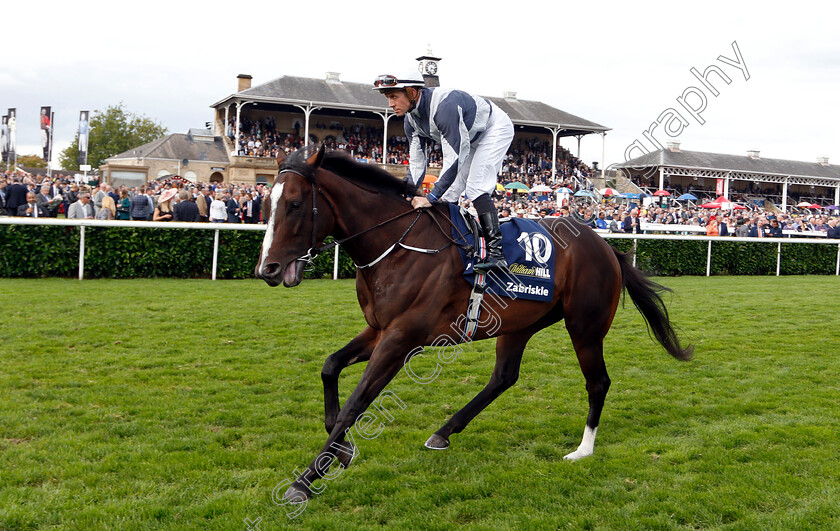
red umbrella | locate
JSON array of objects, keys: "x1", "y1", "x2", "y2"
[
  {"x1": 700, "y1": 196, "x2": 746, "y2": 210},
  {"x1": 653, "y1": 190, "x2": 671, "y2": 196},
  {"x1": 808, "y1": 203, "x2": 822, "y2": 209}
]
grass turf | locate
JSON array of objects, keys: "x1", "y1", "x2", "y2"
[{"x1": 1, "y1": 276, "x2": 839, "y2": 530}]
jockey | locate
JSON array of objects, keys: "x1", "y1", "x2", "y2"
[{"x1": 374, "y1": 69, "x2": 514, "y2": 274}]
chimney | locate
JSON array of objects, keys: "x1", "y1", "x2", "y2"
[
  {"x1": 325, "y1": 72, "x2": 341, "y2": 84},
  {"x1": 666, "y1": 141, "x2": 681, "y2": 152},
  {"x1": 503, "y1": 91, "x2": 517, "y2": 102},
  {"x1": 817, "y1": 156, "x2": 829, "y2": 166},
  {"x1": 747, "y1": 150, "x2": 760, "y2": 159},
  {"x1": 237, "y1": 74, "x2": 252, "y2": 92}
]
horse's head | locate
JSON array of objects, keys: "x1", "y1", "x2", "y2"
[{"x1": 256, "y1": 145, "x2": 334, "y2": 287}]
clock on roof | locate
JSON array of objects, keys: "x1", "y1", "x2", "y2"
[{"x1": 416, "y1": 49, "x2": 442, "y2": 86}]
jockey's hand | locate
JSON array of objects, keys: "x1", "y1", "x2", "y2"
[{"x1": 409, "y1": 196, "x2": 432, "y2": 209}]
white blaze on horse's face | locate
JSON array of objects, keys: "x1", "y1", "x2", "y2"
[{"x1": 259, "y1": 182, "x2": 285, "y2": 271}]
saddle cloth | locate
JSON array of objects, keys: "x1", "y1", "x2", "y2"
[{"x1": 448, "y1": 204, "x2": 555, "y2": 302}]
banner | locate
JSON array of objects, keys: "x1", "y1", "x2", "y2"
[
  {"x1": 1, "y1": 115, "x2": 7, "y2": 163},
  {"x1": 40, "y1": 106, "x2": 52, "y2": 162},
  {"x1": 716, "y1": 178, "x2": 724, "y2": 196},
  {"x1": 77, "y1": 111, "x2": 89, "y2": 166},
  {"x1": 7, "y1": 108, "x2": 16, "y2": 164}
]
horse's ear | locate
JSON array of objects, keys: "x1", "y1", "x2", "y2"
[
  {"x1": 276, "y1": 149, "x2": 287, "y2": 167},
  {"x1": 305, "y1": 144, "x2": 326, "y2": 169}
]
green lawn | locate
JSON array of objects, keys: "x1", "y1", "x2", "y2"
[{"x1": 1, "y1": 276, "x2": 839, "y2": 530}]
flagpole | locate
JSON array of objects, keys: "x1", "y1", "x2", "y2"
[{"x1": 47, "y1": 111, "x2": 55, "y2": 179}]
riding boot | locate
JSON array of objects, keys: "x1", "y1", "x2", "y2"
[{"x1": 474, "y1": 210, "x2": 508, "y2": 273}]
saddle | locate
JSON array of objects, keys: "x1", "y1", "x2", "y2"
[{"x1": 449, "y1": 205, "x2": 557, "y2": 339}]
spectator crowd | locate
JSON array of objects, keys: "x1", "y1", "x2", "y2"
[
  {"x1": 0, "y1": 171, "x2": 269, "y2": 225},
  {"x1": 3, "y1": 167, "x2": 837, "y2": 239},
  {"x1": 2, "y1": 127, "x2": 838, "y2": 239}
]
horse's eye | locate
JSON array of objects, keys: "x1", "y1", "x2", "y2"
[{"x1": 289, "y1": 201, "x2": 303, "y2": 209}]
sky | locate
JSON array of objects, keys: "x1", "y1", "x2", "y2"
[{"x1": 3, "y1": 0, "x2": 839, "y2": 173}]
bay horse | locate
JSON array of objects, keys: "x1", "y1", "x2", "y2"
[{"x1": 256, "y1": 145, "x2": 692, "y2": 502}]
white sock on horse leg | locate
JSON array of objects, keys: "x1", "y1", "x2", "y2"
[{"x1": 564, "y1": 425, "x2": 597, "y2": 460}]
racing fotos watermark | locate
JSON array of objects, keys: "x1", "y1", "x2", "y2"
[{"x1": 621, "y1": 40, "x2": 750, "y2": 179}]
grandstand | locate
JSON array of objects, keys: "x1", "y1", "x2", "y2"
[
  {"x1": 616, "y1": 142, "x2": 840, "y2": 212},
  {"x1": 207, "y1": 54, "x2": 609, "y2": 185}
]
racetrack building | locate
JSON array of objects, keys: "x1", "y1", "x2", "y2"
[
  {"x1": 206, "y1": 55, "x2": 609, "y2": 184},
  {"x1": 616, "y1": 142, "x2": 840, "y2": 211},
  {"x1": 101, "y1": 129, "x2": 230, "y2": 189}
]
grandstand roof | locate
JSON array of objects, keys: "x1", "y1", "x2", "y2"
[
  {"x1": 106, "y1": 132, "x2": 229, "y2": 163},
  {"x1": 617, "y1": 147, "x2": 840, "y2": 184},
  {"x1": 210, "y1": 75, "x2": 610, "y2": 137}
]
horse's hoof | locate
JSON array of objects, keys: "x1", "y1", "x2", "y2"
[
  {"x1": 424, "y1": 433, "x2": 450, "y2": 450},
  {"x1": 563, "y1": 449, "x2": 592, "y2": 461},
  {"x1": 335, "y1": 441, "x2": 357, "y2": 468},
  {"x1": 283, "y1": 483, "x2": 311, "y2": 503}
]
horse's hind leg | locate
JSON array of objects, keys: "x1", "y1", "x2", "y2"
[
  {"x1": 563, "y1": 332, "x2": 610, "y2": 460},
  {"x1": 426, "y1": 331, "x2": 532, "y2": 450}
]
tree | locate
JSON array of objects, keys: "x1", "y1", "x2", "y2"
[
  {"x1": 59, "y1": 103, "x2": 167, "y2": 171},
  {"x1": 16, "y1": 154, "x2": 47, "y2": 169}
]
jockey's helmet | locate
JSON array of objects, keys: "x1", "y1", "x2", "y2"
[{"x1": 372, "y1": 69, "x2": 425, "y2": 92}]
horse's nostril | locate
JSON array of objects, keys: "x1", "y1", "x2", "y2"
[{"x1": 264, "y1": 263, "x2": 281, "y2": 276}]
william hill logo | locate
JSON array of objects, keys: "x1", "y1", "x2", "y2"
[{"x1": 509, "y1": 263, "x2": 551, "y2": 279}]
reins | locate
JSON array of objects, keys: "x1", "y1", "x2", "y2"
[{"x1": 276, "y1": 168, "x2": 471, "y2": 270}]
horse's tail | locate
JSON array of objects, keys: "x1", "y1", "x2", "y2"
[{"x1": 613, "y1": 247, "x2": 694, "y2": 361}]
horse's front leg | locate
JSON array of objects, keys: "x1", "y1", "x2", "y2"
[
  {"x1": 321, "y1": 326, "x2": 378, "y2": 448},
  {"x1": 285, "y1": 327, "x2": 419, "y2": 502}
]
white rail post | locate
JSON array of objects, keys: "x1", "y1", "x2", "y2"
[
  {"x1": 632, "y1": 238, "x2": 637, "y2": 268},
  {"x1": 776, "y1": 241, "x2": 782, "y2": 276},
  {"x1": 333, "y1": 244, "x2": 340, "y2": 280},
  {"x1": 836, "y1": 243, "x2": 839, "y2": 276},
  {"x1": 78, "y1": 226, "x2": 85, "y2": 280},
  {"x1": 706, "y1": 240, "x2": 712, "y2": 277},
  {"x1": 212, "y1": 229, "x2": 220, "y2": 281}
]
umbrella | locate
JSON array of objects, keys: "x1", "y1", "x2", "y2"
[
  {"x1": 530, "y1": 184, "x2": 553, "y2": 193},
  {"x1": 600, "y1": 187, "x2": 618, "y2": 196},
  {"x1": 808, "y1": 203, "x2": 823, "y2": 209},
  {"x1": 653, "y1": 190, "x2": 671, "y2": 196},
  {"x1": 699, "y1": 195, "x2": 735, "y2": 208},
  {"x1": 556, "y1": 187, "x2": 574, "y2": 194},
  {"x1": 504, "y1": 182, "x2": 530, "y2": 192},
  {"x1": 621, "y1": 192, "x2": 641, "y2": 199},
  {"x1": 574, "y1": 190, "x2": 595, "y2": 197},
  {"x1": 796, "y1": 201, "x2": 812, "y2": 207},
  {"x1": 496, "y1": 183, "x2": 505, "y2": 191},
  {"x1": 700, "y1": 196, "x2": 747, "y2": 210},
  {"x1": 422, "y1": 174, "x2": 437, "y2": 184},
  {"x1": 676, "y1": 193, "x2": 697, "y2": 201},
  {"x1": 827, "y1": 205, "x2": 839, "y2": 210}
]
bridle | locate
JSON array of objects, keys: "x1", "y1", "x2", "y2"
[{"x1": 271, "y1": 168, "x2": 470, "y2": 270}]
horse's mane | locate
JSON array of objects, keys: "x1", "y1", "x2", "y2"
[{"x1": 282, "y1": 147, "x2": 415, "y2": 198}]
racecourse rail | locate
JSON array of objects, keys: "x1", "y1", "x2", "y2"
[{"x1": 1, "y1": 217, "x2": 839, "y2": 279}]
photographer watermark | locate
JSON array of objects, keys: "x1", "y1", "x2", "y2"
[{"x1": 622, "y1": 40, "x2": 750, "y2": 178}]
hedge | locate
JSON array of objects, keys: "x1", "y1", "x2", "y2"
[
  {"x1": 0, "y1": 225, "x2": 836, "y2": 278},
  {"x1": 0, "y1": 226, "x2": 355, "y2": 279},
  {"x1": 611, "y1": 238, "x2": 838, "y2": 276}
]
